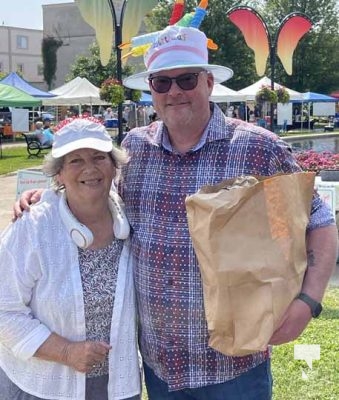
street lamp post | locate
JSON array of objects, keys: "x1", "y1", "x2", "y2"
[{"x1": 107, "y1": 0, "x2": 128, "y2": 145}]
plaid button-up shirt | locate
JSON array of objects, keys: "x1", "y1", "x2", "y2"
[{"x1": 121, "y1": 104, "x2": 334, "y2": 391}]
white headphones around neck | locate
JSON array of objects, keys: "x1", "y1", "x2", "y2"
[{"x1": 59, "y1": 191, "x2": 130, "y2": 249}]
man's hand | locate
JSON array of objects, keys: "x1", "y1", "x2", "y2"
[
  {"x1": 12, "y1": 189, "x2": 44, "y2": 220},
  {"x1": 269, "y1": 299, "x2": 312, "y2": 345}
]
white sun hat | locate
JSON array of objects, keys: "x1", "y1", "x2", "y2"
[
  {"x1": 123, "y1": 25, "x2": 233, "y2": 91},
  {"x1": 52, "y1": 118, "x2": 113, "y2": 158}
]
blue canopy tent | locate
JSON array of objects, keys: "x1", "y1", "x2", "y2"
[
  {"x1": 302, "y1": 92, "x2": 337, "y2": 102},
  {"x1": 0, "y1": 72, "x2": 55, "y2": 98},
  {"x1": 291, "y1": 91, "x2": 337, "y2": 130},
  {"x1": 138, "y1": 92, "x2": 153, "y2": 105}
]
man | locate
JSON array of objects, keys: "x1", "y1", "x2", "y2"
[
  {"x1": 14, "y1": 23, "x2": 337, "y2": 400},
  {"x1": 121, "y1": 24, "x2": 337, "y2": 399}
]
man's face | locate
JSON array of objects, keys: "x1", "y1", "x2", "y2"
[{"x1": 148, "y1": 68, "x2": 214, "y2": 132}]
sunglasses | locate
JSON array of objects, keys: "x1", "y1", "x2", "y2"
[{"x1": 148, "y1": 71, "x2": 206, "y2": 93}]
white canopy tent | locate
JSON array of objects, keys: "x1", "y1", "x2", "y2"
[
  {"x1": 238, "y1": 76, "x2": 303, "y2": 101},
  {"x1": 209, "y1": 84, "x2": 245, "y2": 103},
  {"x1": 42, "y1": 77, "x2": 108, "y2": 106},
  {"x1": 49, "y1": 76, "x2": 83, "y2": 96}
]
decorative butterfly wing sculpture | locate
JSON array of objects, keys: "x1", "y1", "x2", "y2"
[
  {"x1": 75, "y1": 0, "x2": 158, "y2": 66},
  {"x1": 227, "y1": 7, "x2": 312, "y2": 76},
  {"x1": 276, "y1": 14, "x2": 313, "y2": 75}
]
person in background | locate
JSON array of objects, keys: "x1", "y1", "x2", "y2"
[
  {"x1": 13, "y1": 3, "x2": 338, "y2": 399},
  {"x1": 34, "y1": 120, "x2": 44, "y2": 135},
  {"x1": 103, "y1": 107, "x2": 114, "y2": 121},
  {"x1": 35, "y1": 120, "x2": 54, "y2": 146},
  {"x1": 1, "y1": 118, "x2": 140, "y2": 400}
]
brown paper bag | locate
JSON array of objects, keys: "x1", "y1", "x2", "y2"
[{"x1": 185, "y1": 172, "x2": 315, "y2": 356}]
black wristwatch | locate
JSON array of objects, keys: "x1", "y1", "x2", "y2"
[{"x1": 297, "y1": 292, "x2": 323, "y2": 318}]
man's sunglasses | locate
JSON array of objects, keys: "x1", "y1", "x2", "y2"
[{"x1": 148, "y1": 71, "x2": 206, "y2": 93}]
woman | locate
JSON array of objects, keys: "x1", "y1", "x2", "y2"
[{"x1": 0, "y1": 118, "x2": 140, "y2": 400}]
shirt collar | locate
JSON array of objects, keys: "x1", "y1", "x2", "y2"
[{"x1": 159, "y1": 103, "x2": 232, "y2": 153}]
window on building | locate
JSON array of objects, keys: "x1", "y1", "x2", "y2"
[
  {"x1": 37, "y1": 65, "x2": 44, "y2": 76},
  {"x1": 17, "y1": 35, "x2": 28, "y2": 49},
  {"x1": 17, "y1": 63, "x2": 24, "y2": 74},
  {"x1": 0, "y1": 62, "x2": 3, "y2": 72}
]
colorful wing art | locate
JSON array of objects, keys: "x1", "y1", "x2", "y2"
[
  {"x1": 228, "y1": 7, "x2": 270, "y2": 76},
  {"x1": 121, "y1": 0, "x2": 158, "y2": 63},
  {"x1": 75, "y1": 0, "x2": 114, "y2": 66},
  {"x1": 75, "y1": 0, "x2": 158, "y2": 66},
  {"x1": 276, "y1": 14, "x2": 312, "y2": 75},
  {"x1": 228, "y1": 7, "x2": 313, "y2": 76}
]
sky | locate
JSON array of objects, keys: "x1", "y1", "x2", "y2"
[{"x1": 1, "y1": 0, "x2": 74, "y2": 30}]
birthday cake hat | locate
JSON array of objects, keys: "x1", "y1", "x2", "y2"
[{"x1": 123, "y1": 0, "x2": 233, "y2": 91}]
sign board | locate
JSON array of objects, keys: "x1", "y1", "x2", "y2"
[
  {"x1": 277, "y1": 103, "x2": 292, "y2": 125},
  {"x1": 16, "y1": 169, "x2": 52, "y2": 199},
  {"x1": 316, "y1": 186, "x2": 336, "y2": 217},
  {"x1": 313, "y1": 102, "x2": 336, "y2": 116},
  {"x1": 12, "y1": 109, "x2": 29, "y2": 132}
]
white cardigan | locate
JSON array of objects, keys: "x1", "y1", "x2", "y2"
[{"x1": 0, "y1": 190, "x2": 140, "y2": 400}]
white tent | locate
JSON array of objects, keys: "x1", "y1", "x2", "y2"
[
  {"x1": 50, "y1": 76, "x2": 83, "y2": 96},
  {"x1": 42, "y1": 77, "x2": 108, "y2": 106},
  {"x1": 209, "y1": 84, "x2": 245, "y2": 103},
  {"x1": 238, "y1": 76, "x2": 303, "y2": 101}
]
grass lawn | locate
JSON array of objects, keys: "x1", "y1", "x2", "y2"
[
  {"x1": 0, "y1": 145, "x2": 44, "y2": 175},
  {"x1": 141, "y1": 287, "x2": 339, "y2": 400},
  {"x1": 272, "y1": 286, "x2": 339, "y2": 400}
]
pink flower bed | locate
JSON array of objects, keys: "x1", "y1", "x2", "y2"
[{"x1": 294, "y1": 150, "x2": 339, "y2": 174}]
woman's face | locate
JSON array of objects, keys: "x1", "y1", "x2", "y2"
[{"x1": 57, "y1": 148, "x2": 115, "y2": 205}]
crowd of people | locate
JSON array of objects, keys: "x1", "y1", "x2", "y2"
[{"x1": 0, "y1": 4, "x2": 337, "y2": 400}]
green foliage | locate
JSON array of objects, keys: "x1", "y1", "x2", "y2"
[
  {"x1": 129, "y1": 89, "x2": 142, "y2": 103},
  {"x1": 99, "y1": 78, "x2": 125, "y2": 106},
  {"x1": 272, "y1": 287, "x2": 339, "y2": 400},
  {"x1": 262, "y1": 0, "x2": 339, "y2": 93},
  {"x1": 256, "y1": 85, "x2": 279, "y2": 103},
  {"x1": 68, "y1": 41, "x2": 142, "y2": 104},
  {"x1": 42, "y1": 36, "x2": 63, "y2": 90}
]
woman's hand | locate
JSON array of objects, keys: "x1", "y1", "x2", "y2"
[
  {"x1": 12, "y1": 189, "x2": 44, "y2": 220},
  {"x1": 62, "y1": 340, "x2": 112, "y2": 373},
  {"x1": 35, "y1": 333, "x2": 112, "y2": 373}
]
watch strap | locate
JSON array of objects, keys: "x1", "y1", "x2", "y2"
[{"x1": 297, "y1": 292, "x2": 322, "y2": 318}]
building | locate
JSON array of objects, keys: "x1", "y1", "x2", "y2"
[
  {"x1": 0, "y1": 26, "x2": 44, "y2": 88},
  {"x1": 42, "y1": 2, "x2": 95, "y2": 89}
]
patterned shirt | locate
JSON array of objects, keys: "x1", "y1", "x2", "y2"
[
  {"x1": 121, "y1": 103, "x2": 334, "y2": 391},
  {"x1": 78, "y1": 239, "x2": 123, "y2": 378}
]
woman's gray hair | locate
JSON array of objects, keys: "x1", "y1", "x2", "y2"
[{"x1": 42, "y1": 144, "x2": 129, "y2": 191}]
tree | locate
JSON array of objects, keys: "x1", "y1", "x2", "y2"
[
  {"x1": 68, "y1": 41, "x2": 141, "y2": 102},
  {"x1": 261, "y1": 0, "x2": 339, "y2": 93},
  {"x1": 42, "y1": 36, "x2": 63, "y2": 90}
]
